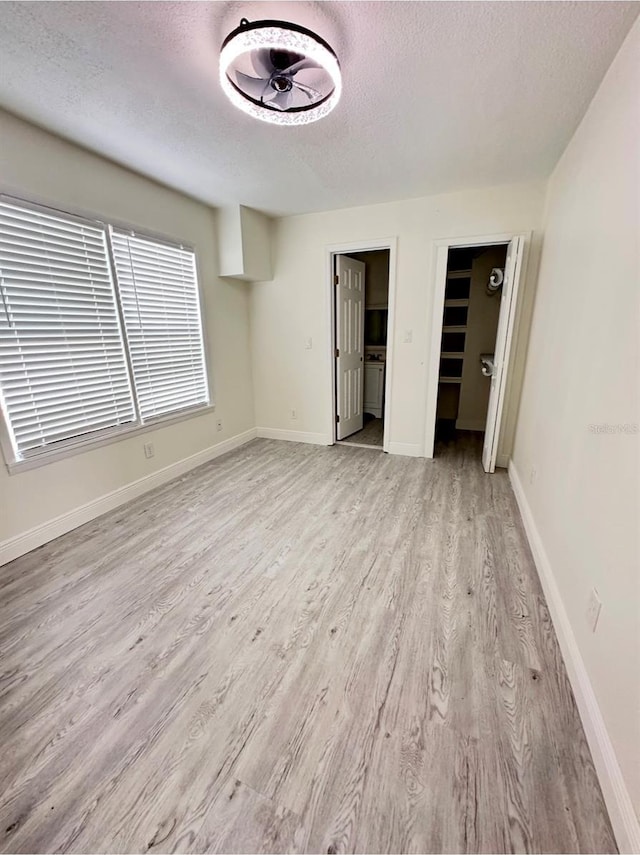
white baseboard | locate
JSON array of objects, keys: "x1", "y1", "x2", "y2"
[
  {"x1": 0, "y1": 428, "x2": 258, "y2": 567},
  {"x1": 456, "y1": 418, "x2": 486, "y2": 431},
  {"x1": 256, "y1": 427, "x2": 332, "y2": 445},
  {"x1": 386, "y1": 441, "x2": 423, "y2": 457},
  {"x1": 509, "y1": 461, "x2": 640, "y2": 854}
]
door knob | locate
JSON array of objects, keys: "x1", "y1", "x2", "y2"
[{"x1": 480, "y1": 353, "x2": 495, "y2": 377}]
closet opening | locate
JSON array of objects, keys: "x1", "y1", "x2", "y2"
[
  {"x1": 429, "y1": 237, "x2": 525, "y2": 471},
  {"x1": 425, "y1": 233, "x2": 527, "y2": 471}
]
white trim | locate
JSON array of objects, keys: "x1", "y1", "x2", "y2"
[
  {"x1": 256, "y1": 427, "x2": 332, "y2": 445},
  {"x1": 0, "y1": 428, "x2": 257, "y2": 567},
  {"x1": 386, "y1": 441, "x2": 423, "y2": 457},
  {"x1": 423, "y1": 232, "x2": 530, "y2": 460},
  {"x1": 455, "y1": 418, "x2": 486, "y2": 432},
  {"x1": 326, "y1": 238, "x2": 398, "y2": 455},
  {"x1": 509, "y1": 460, "x2": 640, "y2": 855}
]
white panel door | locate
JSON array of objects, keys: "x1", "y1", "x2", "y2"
[
  {"x1": 482, "y1": 236, "x2": 525, "y2": 473},
  {"x1": 336, "y1": 255, "x2": 365, "y2": 440}
]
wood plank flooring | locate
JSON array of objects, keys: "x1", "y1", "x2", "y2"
[{"x1": 0, "y1": 436, "x2": 616, "y2": 853}]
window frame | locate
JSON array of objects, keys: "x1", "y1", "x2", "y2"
[{"x1": 0, "y1": 193, "x2": 213, "y2": 475}]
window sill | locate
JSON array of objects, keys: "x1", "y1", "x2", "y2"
[{"x1": 4, "y1": 403, "x2": 215, "y2": 475}]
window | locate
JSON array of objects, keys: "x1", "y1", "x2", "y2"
[
  {"x1": 0, "y1": 196, "x2": 209, "y2": 469},
  {"x1": 110, "y1": 229, "x2": 208, "y2": 421}
]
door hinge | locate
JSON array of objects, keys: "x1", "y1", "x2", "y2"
[
  {"x1": 335, "y1": 348, "x2": 340, "y2": 358},
  {"x1": 336, "y1": 414, "x2": 340, "y2": 423},
  {"x1": 334, "y1": 274, "x2": 339, "y2": 285}
]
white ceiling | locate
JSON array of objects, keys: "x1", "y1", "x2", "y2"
[{"x1": 0, "y1": 1, "x2": 637, "y2": 216}]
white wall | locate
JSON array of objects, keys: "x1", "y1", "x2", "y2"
[
  {"x1": 217, "y1": 205, "x2": 273, "y2": 282},
  {"x1": 0, "y1": 110, "x2": 255, "y2": 550},
  {"x1": 251, "y1": 183, "x2": 545, "y2": 457},
  {"x1": 512, "y1": 17, "x2": 640, "y2": 836}
]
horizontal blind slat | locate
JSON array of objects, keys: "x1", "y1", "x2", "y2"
[
  {"x1": 133, "y1": 377, "x2": 208, "y2": 397},
  {"x1": 0, "y1": 243, "x2": 113, "y2": 267},
  {"x1": 0, "y1": 205, "x2": 106, "y2": 238},
  {"x1": 0, "y1": 223, "x2": 108, "y2": 252},
  {"x1": 12, "y1": 398, "x2": 136, "y2": 432},
  {"x1": 19, "y1": 415, "x2": 135, "y2": 452},
  {"x1": 0, "y1": 281, "x2": 115, "y2": 300},
  {"x1": 1, "y1": 294, "x2": 116, "y2": 317},
  {"x1": 1, "y1": 370, "x2": 132, "y2": 395},
  {"x1": 7, "y1": 388, "x2": 133, "y2": 418},
  {"x1": 0, "y1": 269, "x2": 115, "y2": 289}
]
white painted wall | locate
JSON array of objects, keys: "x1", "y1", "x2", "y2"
[
  {"x1": 0, "y1": 109, "x2": 255, "y2": 548},
  {"x1": 239, "y1": 206, "x2": 273, "y2": 282},
  {"x1": 512, "y1": 17, "x2": 640, "y2": 832},
  {"x1": 217, "y1": 204, "x2": 273, "y2": 281},
  {"x1": 251, "y1": 183, "x2": 545, "y2": 457}
]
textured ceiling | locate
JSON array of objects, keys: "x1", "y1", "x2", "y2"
[{"x1": 0, "y1": 1, "x2": 637, "y2": 216}]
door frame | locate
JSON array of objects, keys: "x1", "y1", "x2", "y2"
[
  {"x1": 326, "y1": 237, "x2": 398, "y2": 452},
  {"x1": 423, "y1": 231, "x2": 531, "y2": 460}
]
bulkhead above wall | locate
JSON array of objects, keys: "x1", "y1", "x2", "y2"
[{"x1": 217, "y1": 204, "x2": 273, "y2": 281}]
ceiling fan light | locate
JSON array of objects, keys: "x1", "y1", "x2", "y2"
[{"x1": 219, "y1": 19, "x2": 342, "y2": 126}]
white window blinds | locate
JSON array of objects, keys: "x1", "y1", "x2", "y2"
[
  {"x1": 110, "y1": 230, "x2": 209, "y2": 421},
  {"x1": 0, "y1": 197, "x2": 135, "y2": 458}
]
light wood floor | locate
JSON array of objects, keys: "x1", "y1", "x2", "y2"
[{"x1": 0, "y1": 436, "x2": 616, "y2": 854}]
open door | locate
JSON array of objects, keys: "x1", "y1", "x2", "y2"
[
  {"x1": 335, "y1": 254, "x2": 365, "y2": 440},
  {"x1": 482, "y1": 235, "x2": 525, "y2": 472}
]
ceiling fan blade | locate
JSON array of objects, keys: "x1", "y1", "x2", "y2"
[
  {"x1": 235, "y1": 70, "x2": 271, "y2": 101},
  {"x1": 285, "y1": 57, "x2": 322, "y2": 75},
  {"x1": 261, "y1": 86, "x2": 280, "y2": 104},
  {"x1": 251, "y1": 48, "x2": 274, "y2": 78},
  {"x1": 270, "y1": 90, "x2": 293, "y2": 111},
  {"x1": 292, "y1": 80, "x2": 321, "y2": 100}
]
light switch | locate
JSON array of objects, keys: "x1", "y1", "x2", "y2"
[
  {"x1": 403, "y1": 329, "x2": 413, "y2": 343},
  {"x1": 305, "y1": 337, "x2": 313, "y2": 350}
]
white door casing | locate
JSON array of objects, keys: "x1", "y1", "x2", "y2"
[
  {"x1": 335, "y1": 255, "x2": 365, "y2": 440},
  {"x1": 482, "y1": 235, "x2": 524, "y2": 472}
]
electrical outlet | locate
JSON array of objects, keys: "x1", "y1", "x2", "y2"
[
  {"x1": 305, "y1": 337, "x2": 313, "y2": 350},
  {"x1": 290, "y1": 408, "x2": 297, "y2": 420},
  {"x1": 143, "y1": 442, "x2": 154, "y2": 459},
  {"x1": 529, "y1": 465, "x2": 538, "y2": 485},
  {"x1": 403, "y1": 329, "x2": 413, "y2": 344},
  {"x1": 216, "y1": 419, "x2": 223, "y2": 432},
  {"x1": 586, "y1": 588, "x2": 602, "y2": 633}
]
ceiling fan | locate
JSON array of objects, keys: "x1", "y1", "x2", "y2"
[{"x1": 219, "y1": 18, "x2": 342, "y2": 125}]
